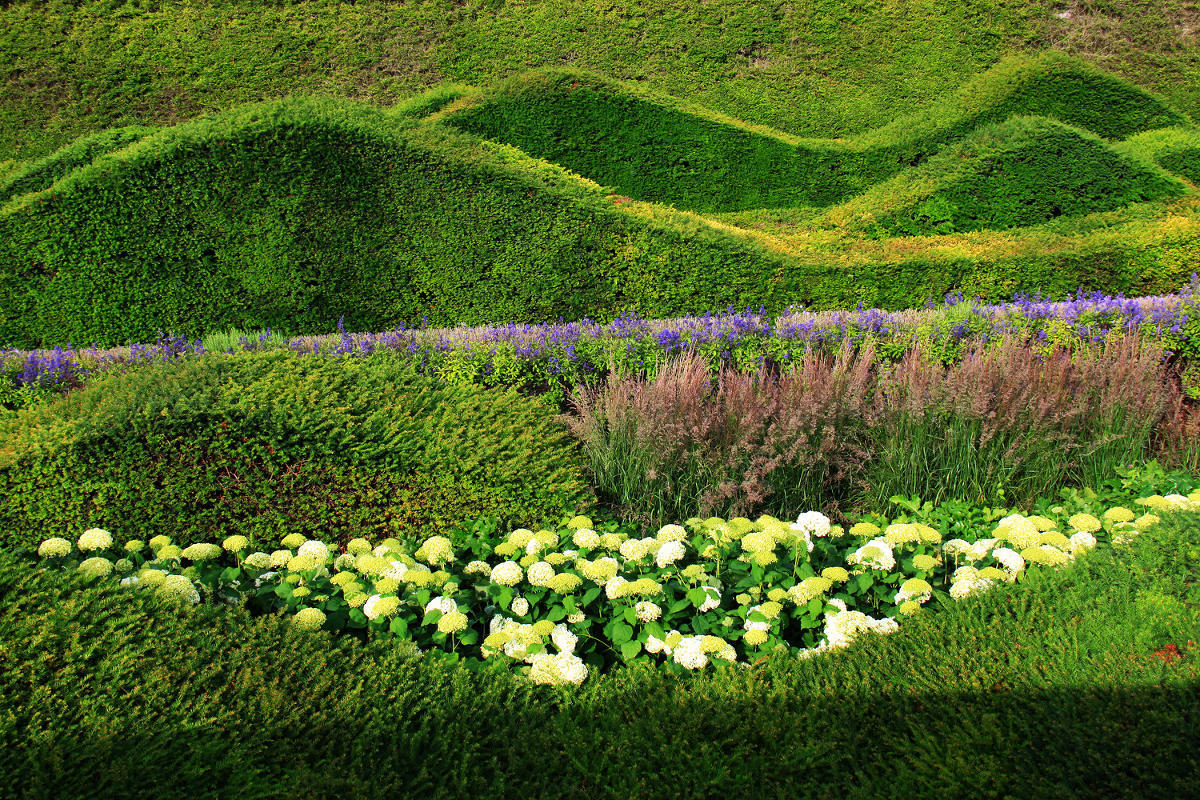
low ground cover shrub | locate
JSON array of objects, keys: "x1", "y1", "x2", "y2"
[
  {"x1": 0, "y1": 349, "x2": 592, "y2": 550},
  {"x1": 570, "y1": 339, "x2": 1189, "y2": 522},
  {"x1": 27, "y1": 467, "x2": 1193, "y2": 688}
]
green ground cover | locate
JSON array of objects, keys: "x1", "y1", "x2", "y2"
[{"x1": 2, "y1": 503, "x2": 1195, "y2": 798}]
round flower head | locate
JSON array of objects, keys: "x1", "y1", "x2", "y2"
[
  {"x1": 415, "y1": 536, "x2": 454, "y2": 566},
  {"x1": 821, "y1": 567, "x2": 850, "y2": 582},
  {"x1": 374, "y1": 578, "x2": 400, "y2": 595},
  {"x1": 1068, "y1": 531, "x2": 1098, "y2": 554},
  {"x1": 848, "y1": 538, "x2": 896, "y2": 572},
  {"x1": 77, "y1": 528, "x2": 113, "y2": 551},
  {"x1": 287, "y1": 553, "x2": 321, "y2": 573},
  {"x1": 280, "y1": 533, "x2": 306, "y2": 549},
  {"x1": 526, "y1": 561, "x2": 556, "y2": 587},
  {"x1": 148, "y1": 535, "x2": 171, "y2": 551},
  {"x1": 912, "y1": 554, "x2": 939, "y2": 572},
  {"x1": 1103, "y1": 507, "x2": 1135, "y2": 524},
  {"x1": 38, "y1": 537, "x2": 72, "y2": 558},
  {"x1": 572, "y1": 528, "x2": 600, "y2": 549},
  {"x1": 1027, "y1": 516, "x2": 1058, "y2": 532},
  {"x1": 1135, "y1": 513, "x2": 1160, "y2": 531},
  {"x1": 222, "y1": 535, "x2": 249, "y2": 553},
  {"x1": 492, "y1": 541, "x2": 519, "y2": 558},
  {"x1": 849, "y1": 522, "x2": 881, "y2": 538},
  {"x1": 949, "y1": 576, "x2": 993, "y2": 600},
  {"x1": 995, "y1": 516, "x2": 1041, "y2": 550},
  {"x1": 293, "y1": 607, "x2": 326, "y2": 632},
  {"x1": 113, "y1": 558, "x2": 133, "y2": 574},
  {"x1": 244, "y1": 552, "x2": 271, "y2": 569},
  {"x1": 551, "y1": 623, "x2": 578, "y2": 654},
  {"x1": 698, "y1": 586, "x2": 722, "y2": 612},
  {"x1": 158, "y1": 574, "x2": 201, "y2": 604},
  {"x1": 345, "y1": 592, "x2": 368, "y2": 608},
  {"x1": 182, "y1": 543, "x2": 222, "y2": 562},
  {"x1": 332, "y1": 553, "x2": 358, "y2": 571},
  {"x1": 914, "y1": 525, "x2": 942, "y2": 544},
  {"x1": 464, "y1": 560, "x2": 492, "y2": 578},
  {"x1": 793, "y1": 511, "x2": 831, "y2": 538},
  {"x1": 655, "y1": 540, "x2": 687, "y2": 569},
  {"x1": 297, "y1": 540, "x2": 331, "y2": 565},
  {"x1": 895, "y1": 578, "x2": 933, "y2": 604},
  {"x1": 137, "y1": 568, "x2": 168, "y2": 588},
  {"x1": 656, "y1": 524, "x2": 687, "y2": 542},
  {"x1": 529, "y1": 651, "x2": 589, "y2": 686},
  {"x1": 155, "y1": 545, "x2": 182, "y2": 561},
  {"x1": 346, "y1": 538, "x2": 372, "y2": 555},
  {"x1": 510, "y1": 596, "x2": 531, "y2": 616},
  {"x1": 567, "y1": 515, "x2": 594, "y2": 530},
  {"x1": 635, "y1": 601, "x2": 662, "y2": 622},
  {"x1": 625, "y1": 578, "x2": 664, "y2": 597},
  {"x1": 942, "y1": 539, "x2": 970, "y2": 556},
  {"x1": 883, "y1": 524, "x2": 919, "y2": 546},
  {"x1": 990, "y1": 547, "x2": 1025, "y2": 574},
  {"x1": 507, "y1": 529, "x2": 534, "y2": 549},
  {"x1": 618, "y1": 538, "x2": 650, "y2": 561},
  {"x1": 124, "y1": 540, "x2": 144, "y2": 553},
  {"x1": 532, "y1": 619, "x2": 556, "y2": 637},
  {"x1": 604, "y1": 577, "x2": 628, "y2": 600},
  {"x1": 977, "y1": 566, "x2": 1007, "y2": 581},
  {"x1": 787, "y1": 577, "x2": 833, "y2": 606},
  {"x1": 438, "y1": 610, "x2": 469, "y2": 634},
  {"x1": 292, "y1": 586, "x2": 311, "y2": 599},
  {"x1": 548, "y1": 573, "x2": 583, "y2": 594},
  {"x1": 78, "y1": 556, "x2": 113, "y2": 579},
  {"x1": 1039, "y1": 531, "x2": 1072, "y2": 550},
  {"x1": 1068, "y1": 513, "x2": 1102, "y2": 534},
  {"x1": 567, "y1": 611, "x2": 586, "y2": 625},
  {"x1": 743, "y1": 629, "x2": 769, "y2": 647},
  {"x1": 672, "y1": 637, "x2": 709, "y2": 670},
  {"x1": 363, "y1": 594, "x2": 400, "y2": 620},
  {"x1": 491, "y1": 561, "x2": 523, "y2": 586},
  {"x1": 269, "y1": 549, "x2": 292, "y2": 568},
  {"x1": 898, "y1": 600, "x2": 922, "y2": 616},
  {"x1": 425, "y1": 595, "x2": 458, "y2": 616},
  {"x1": 740, "y1": 531, "x2": 775, "y2": 554},
  {"x1": 518, "y1": 553, "x2": 539, "y2": 569}
]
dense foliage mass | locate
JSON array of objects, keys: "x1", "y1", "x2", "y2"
[
  {"x1": 2, "y1": 497, "x2": 1196, "y2": 798},
  {"x1": 0, "y1": 350, "x2": 592, "y2": 550}
]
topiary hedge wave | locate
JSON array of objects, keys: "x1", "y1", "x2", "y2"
[{"x1": 0, "y1": 350, "x2": 593, "y2": 550}]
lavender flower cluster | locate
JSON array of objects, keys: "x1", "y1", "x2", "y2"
[{"x1": 3, "y1": 286, "x2": 1197, "y2": 403}]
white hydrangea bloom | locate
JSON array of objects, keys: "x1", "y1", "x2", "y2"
[
  {"x1": 298, "y1": 540, "x2": 331, "y2": 564},
  {"x1": 604, "y1": 576, "x2": 629, "y2": 600},
  {"x1": 526, "y1": 561, "x2": 555, "y2": 587},
  {"x1": 655, "y1": 540, "x2": 686, "y2": 569},
  {"x1": 551, "y1": 623, "x2": 578, "y2": 654},
  {"x1": 1068, "y1": 531, "x2": 1098, "y2": 554},
  {"x1": 698, "y1": 586, "x2": 721, "y2": 613},
  {"x1": 77, "y1": 528, "x2": 114, "y2": 551},
  {"x1": 490, "y1": 561, "x2": 523, "y2": 586},
  {"x1": 425, "y1": 596, "x2": 457, "y2": 616},
  {"x1": 793, "y1": 511, "x2": 831, "y2": 538},
  {"x1": 991, "y1": 547, "x2": 1025, "y2": 574},
  {"x1": 635, "y1": 601, "x2": 662, "y2": 622},
  {"x1": 847, "y1": 538, "x2": 896, "y2": 571},
  {"x1": 671, "y1": 636, "x2": 709, "y2": 670}
]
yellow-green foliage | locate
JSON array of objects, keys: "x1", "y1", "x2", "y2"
[{"x1": 0, "y1": 350, "x2": 594, "y2": 549}]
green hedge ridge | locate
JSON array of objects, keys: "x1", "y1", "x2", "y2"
[
  {"x1": 1, "y1": 508, "x2": 1195, "y2": 797},
  {"x1": 1120, "y1": 127, "x2": 1200, "y2": 185},
  {"x1": 858, "y1": 117, "x2": 1184, "y2": 237},
  {"x1": 0, "y1": 125, "x2": 155, "y2": 205},
  {"x1": 443, "y1": 54, "x2": 1187, "y2": 212},
  {"x1": 0, "y1": 350, "x2": 592, "y2": 550}
]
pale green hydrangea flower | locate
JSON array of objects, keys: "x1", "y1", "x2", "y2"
[
  {"x1": 38, "y1": 538, "x2": 72, "y2": 558},
  {"x1": 78, "y1": 556, "x2": 113, "y2": 579},
  {"x1": 77, "y1": 528, "x2": 113, "y2": 551}
]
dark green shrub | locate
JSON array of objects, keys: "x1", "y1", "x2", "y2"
[
  {"x1": 1120, "y1": 126, "x2": 1200, "y2": 184},
  {"x1": 0, "y1": 350, "x2": 593, "y2": 551},
  {"x1": 859, "y1": 116, "x2": 1183, "y2": 237}
]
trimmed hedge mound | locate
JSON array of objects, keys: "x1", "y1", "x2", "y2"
[
  {"x1": 0, "y1": 96, "x2": 791, "y2": 348},
  {"x1": 442, "y1": 54, "x2": 1186, "y2": 213},
  {"x1": 842, "y1": 117, "x2": 1185, "y2": 237},
  {"x1": 1, "y1": 507, "x2": 1195, "y2": 797},
  {"x1": 0, "y1": 125, "x2": 155, "y2": 205},
  {"x1": 0, "y1": 350, "x2": 592, "y2": 550}
]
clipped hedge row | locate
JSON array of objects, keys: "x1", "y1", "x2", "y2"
[
  {"x1": 859, "y1": 116, "x2": 1184, "y2": 237},
  {"x1": 443, "y1": 54, "x2": 1187, "y2": 212},
  {"x1": 0, "y1": 125, "x2": 155, "y2": 205},
  {"x1": 1, "y1": 506, "x2": 1196, "y2": 797},
  {"x1": 0, "y1": 350, "x2": 593, "y2": 550}
]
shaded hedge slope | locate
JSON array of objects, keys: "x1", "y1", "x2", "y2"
[{"x1": 0, "y1": 350, "x2": 593, "y2": 548}]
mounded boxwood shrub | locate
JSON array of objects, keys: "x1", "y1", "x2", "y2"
[
  {"x1": 0, "y1": 350, "x2": 593, "y2": 551},
  {"x1": 0, "y1": 506, "x2": 1195, "y2": 797},
  {"x1": 1120, "y1": 127, "x2": 1200, "y2": 185},
  {"x1": 849, "y1": 116, "x2": 1184, "y2": 237}
]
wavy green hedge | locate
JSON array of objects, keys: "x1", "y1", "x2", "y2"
[
  {"x1": 851, "y1": 117, "x2": 1185, "y2": 237},
  {"x1": 0, "y1": 350, "x2": 592, "y2": 550},
  {"x1": 443, "y1": 54, "x2": 1187, "y2": 213},
  {"x1": 1, "y1": 507, "x2": 1195, "y2": 797},
  {"x1": 1120, "y1": 127, "x2": 1200, "y2": 185}
]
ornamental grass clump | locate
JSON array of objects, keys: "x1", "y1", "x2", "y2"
[
  {"x1": 571, "y1": 336, "x2": 1184, "y2": 522},
  {"x1": 31, "y1": 475, "x2": 1198, "y2": 686}
]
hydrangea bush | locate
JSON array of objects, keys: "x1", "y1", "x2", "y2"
[{"x1": 32, "y1": 486, "x2": 1200, "y2": 687}]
